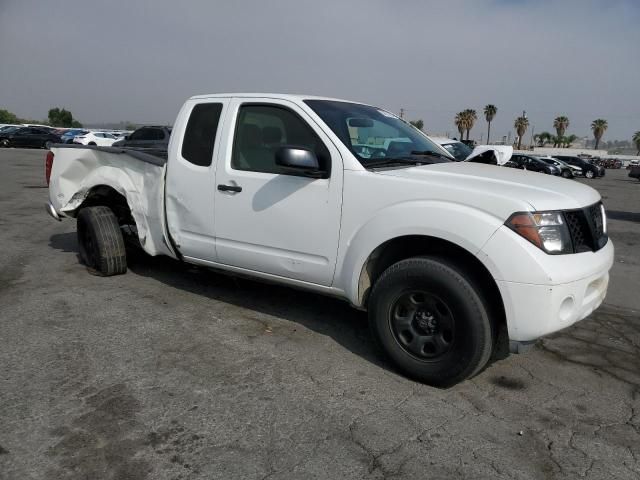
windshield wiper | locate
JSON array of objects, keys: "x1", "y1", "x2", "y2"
[
  {"x1": 364, "y1": 158, "x2": 428, "y2": 168},
  {"x1": 410, "y1": 150, "x2": 452, "y2": 160}
]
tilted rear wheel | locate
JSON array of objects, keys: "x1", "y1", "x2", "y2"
[
  {"x1": 77, "y1": 206, "x2": 127, "y2": 276},
  {"x1": 368, "y1": 257, "x2": 494, "y2": 387}
]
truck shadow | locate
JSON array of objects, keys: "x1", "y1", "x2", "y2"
[{"x1": 48, "y1": 232, "x2": 393, "y2": 374}]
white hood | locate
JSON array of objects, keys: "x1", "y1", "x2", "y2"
[{"x1": 377, "y1": 161, "x2": 601, "y2": 213}]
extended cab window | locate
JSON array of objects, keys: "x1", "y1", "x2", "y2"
[
  {"x1": 181, "y1": 103, "x2": 222, "y2": 167},
  {"x1": 231, "y1": 104, "x2": 330, "y2": 175}
]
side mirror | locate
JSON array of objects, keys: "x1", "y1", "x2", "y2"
[{"x1": 275, "y1": 146, "x2": 324, "y2": 177}]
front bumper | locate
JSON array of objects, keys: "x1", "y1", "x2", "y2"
[{"x1": 479, "y1": 226, "x2": 614, "y2": 342}]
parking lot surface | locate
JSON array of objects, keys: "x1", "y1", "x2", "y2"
[{"x1": 1, "y1": 149, "x2": 639, "y2": 480}]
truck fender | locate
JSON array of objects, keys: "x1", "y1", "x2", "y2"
[{"x1": 336, "y1": 200, "x2": 505, "y2": 307}]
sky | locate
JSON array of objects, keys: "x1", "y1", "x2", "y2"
[{"x1": 1, "y1": 0, "x2": 639, "y2": 142}]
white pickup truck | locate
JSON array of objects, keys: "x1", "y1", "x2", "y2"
[{"x1": 46, "y1": 93, "x2": 613, "y2": 386}]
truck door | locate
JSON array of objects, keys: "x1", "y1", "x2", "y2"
[
  {"x1": 212, "y1": 99, "x2": 343, "y2": 286},
  {"x1": 165, "y1": 99, "x2": 229, "y2": 261}
]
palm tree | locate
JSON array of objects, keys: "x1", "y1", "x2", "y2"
[
  {"x1": 553, "y1": 116, "x2": 570, "y2": 146},
  {"x1": 633, "y1": 131, "x2": 640, "y2": 155},
  {"x1": 514, "y1": 115, "x2": 529, "y2": 149},
  {"x1": 463, "y1": 109, "x2": 477, "y2": 140},
  {"x1": 591, "y1": 119, "x2": 608, "y2": 150},
  {"x1": 454, "y1": 112, "x2": 466, "y2": 139},
  {"x1": 484, "y1": 104, "x2": 497, "y2": 144}
]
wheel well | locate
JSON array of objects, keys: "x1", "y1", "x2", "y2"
[
  {"x1": 76, "y1": 185, "x2": 138, "y2": 243},
  {"x1": 358, "y1": 235, "x2": 505, "y2": 328}
]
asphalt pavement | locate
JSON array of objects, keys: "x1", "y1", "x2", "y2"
[{"x1": 0, "y1": 149, "x2": 638, "y2": 479}]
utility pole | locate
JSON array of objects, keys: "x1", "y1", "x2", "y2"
[{"x1": 399, "y1": 108, "x2": 404, "y2": 119}]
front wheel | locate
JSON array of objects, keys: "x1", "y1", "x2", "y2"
[
  {"x1": 368, "y1": 257, "x2": 494, "y2": 387},
  {"x1": 44, "y1": 141, "x2": 52, "y2": 149},
  {"x1": 0, "y1": 139, "x2": 9, "y2": 148},
  {"x1": 77, "y1": 206, "x2": 127, "y2": 276},
  {"x1": 562, "y1": 170, "x2": 572, "y2": 179},
  {"x1": 585, "y1": 170, "x2": 595, "y2": 179}
]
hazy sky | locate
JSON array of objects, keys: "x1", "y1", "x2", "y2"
[{"x1": 1, "y1": 0, "x2": 639, "y2": 142}]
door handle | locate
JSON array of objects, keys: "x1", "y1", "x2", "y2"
[{"x1": 217, "y1": 184, "x2": 242, "y2": 193}]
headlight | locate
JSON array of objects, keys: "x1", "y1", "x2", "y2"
[{"x1": 506, "y1": 211, "x2": 572, "y2": 254}]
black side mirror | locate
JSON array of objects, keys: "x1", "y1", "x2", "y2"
[{"x1": 275, "y1": 146, "x2": 324, "y2": 177}]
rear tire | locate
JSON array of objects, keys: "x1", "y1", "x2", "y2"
[
  {"x1": 562, "y1": 170, "x2": 572, "y2": 179},
  {"x1": 0, "y1": 139, "x2": 9, "y2": 148},
  {"x1": 585, "y1": 170, "x2": 595, "y2": 179},
  {"x1": 368, "y1": 257, "x2": 493, "y2": 387},
  {"x1": 77, "y1": 206, "x2": 127, "y2": 276}
]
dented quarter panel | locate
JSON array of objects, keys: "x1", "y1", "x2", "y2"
[{"x1": 48, "y1": 146, "x2": 175, "y2": 258}]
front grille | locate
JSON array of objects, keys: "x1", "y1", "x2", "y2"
[{"x1": 563, "y1": 202, "x2": 607, "y2": 253}]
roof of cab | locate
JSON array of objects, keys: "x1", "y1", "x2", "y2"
[{"x1": 188, "y1": 93, "x2": 361, "y2": 104}]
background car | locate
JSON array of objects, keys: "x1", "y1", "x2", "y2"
[
  {"x1": 73, "y1": 131, "x2": 118, "y2": 146},
  {"x1": 430, "y1": 137, "x2": 472, "y2": 161},
  {"x1": 0, "y1": 124, "x2": 22, "y2": 132},
  {"x1": 538, "y1": 156, "x2": 577, "y2": 178},
  {"x1": 509, "y1": 154, "x2": 560, "y2": 175},
  {"x1": 0, "y1": 126, "x2": 61, "y2": 148},
  {"x1": 60, "y1": 128, "x2": 89, "y2": 144},
  {"x1": 554, "y1": 155, "x2": 604, "y2": 179},
  {"x1": 112, "y1": 125, "x2": 171, "y2": 150}
]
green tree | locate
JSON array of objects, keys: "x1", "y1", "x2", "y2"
[
  {"x1": 535, "y1": 131, "x2": 552, "y2": 147},
  {"x1": 553, "y1": 116, "x2": 570, "y2": 146},
  {"x1": 462, "y1": 109, "x2": 477, "y2": 140},
  {"x1": 483, "y1": 104, "x2": 497, "y2": 144},
  {"x1": 514, "y1": 116, "x2": 529, "y2": 149},
  {"x1": 633, "y1": 131, "x2": 640, "y2": 155},
  {"x1": 590, "y1": 119, "x2": 608, "y2": 150},
  {"x1": 563, "y1": 134, "x2": 578, "y2": 148},
  {"x1": 0, "y1": 109, "x2": 19, "y2": 124},
  {"x1": 409, "y1": 119, "x2": 424, "y2": 131},
  {"x1": 48, "y1": 107, "x2": 80, "y2": 127}
]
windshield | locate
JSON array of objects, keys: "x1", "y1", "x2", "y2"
[
  {"x1": 440, "y1": 141, "x2": 472, "y2": 161},
  {"x1": 304, "y1": 100, "x2": 452, "y2": 167}
]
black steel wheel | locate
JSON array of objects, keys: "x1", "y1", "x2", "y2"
[
  {"x1": 369, "y1": 256, "x2": 494, "y2": 387},
  {"x1": 390, "y1": 291, "x2": 455, "y2": 360}
]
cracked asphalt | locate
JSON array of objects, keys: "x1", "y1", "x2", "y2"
[{"x1": 1, "y1": 149, "x2": 639, "y2": 479}]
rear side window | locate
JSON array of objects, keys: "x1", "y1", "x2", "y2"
[{"x1": 181, "y1": 103, "x2": 223, "y2": 166}]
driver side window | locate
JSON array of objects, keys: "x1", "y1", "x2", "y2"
[{"x1": 231, "y1": 104, "x2": 330, "y2": 176}]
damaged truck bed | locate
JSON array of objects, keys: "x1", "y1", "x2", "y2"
[{"x1": 47, "y1": 144, "x2": 174, "y2": 257}]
